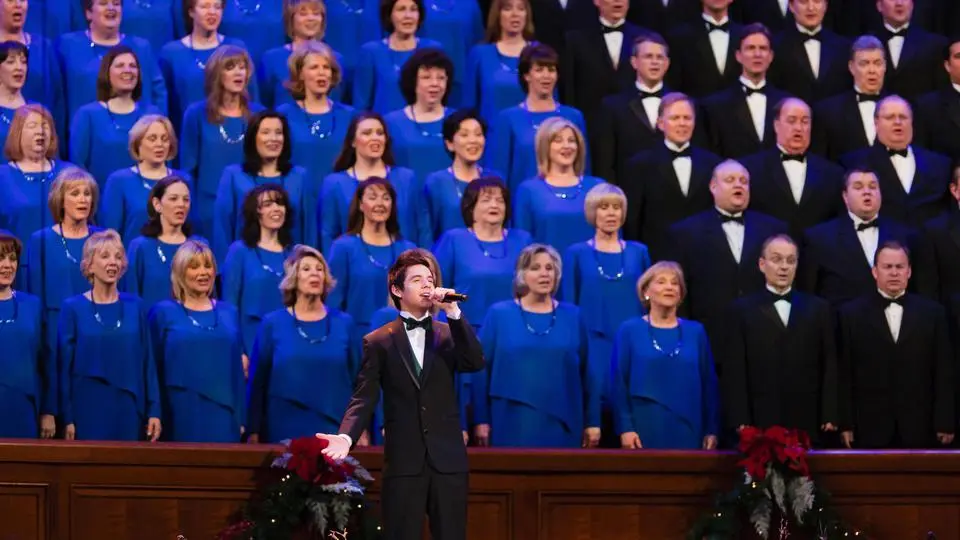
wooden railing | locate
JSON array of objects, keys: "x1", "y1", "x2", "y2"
[{"x1": 0, "y1": 441, "x2": 958, "y2": 539}]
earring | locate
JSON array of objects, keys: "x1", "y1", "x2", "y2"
[{"x1": 644, "y1": 295, "x2": 650, "y2": 301}]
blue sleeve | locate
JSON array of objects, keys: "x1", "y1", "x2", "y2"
[
  {"x1": 246, "y1": 320, "x2": 273, "y2": 436},
  {"x1": 472, "y1": 309, "x2": 496, "y2": 425},
  {"x1": 326, "y1": 241, "x2": 349, "y2": 310},
  {"x1": 512, "y1": 183, "x2": 534, "y2": 237},
  {"x1": 141, "y1": 303, "x2": 161, "y2": 419},
  {"x1": 125, "y1": 240, "x2": 144, "y2": 298},
  {"x1": 147, "y1": 304, "x2": 166, "y2": 410},
  {"x1": 212, "y1": 169, "x2": 236, "y2": 265},
  {"x1": 414, "y1": 180, "x2": 432, "y2": 248},
  {"x1": 26, "y1": 233, "x2": 43, "y2": 300},
  {"x1": 172, "y1": 1, "x2": 187, "y2": 39},
  {"x1": 142, "y1": 46, "x2": 168, "y2": 115},
  {"x1": 462, "y1": 46, "x2": 481, "y2": 110},
  {"x1": 487, "y1": 112, "x2": 512, "y2": 189},
  {"x1": 222, "y1": 244, "x2": 244, "y2": 311},
  {"x1": 351, "y1": 44, "x2": 376, "y2": 111},
  {"x1": 574, "y1": 111, "x2": 591, "y2": 175},
  {"x1": 257, "y1": 54, "x2": 275, "y2": 108},
  {"x1": 698, "y1": 325, "x2": 721, "y2": 437},
  {"x1": 581, "y1": 316, "x2": 601, "y2": 428},
  {"x1": 178, "y1": 105, "x2": 201, "y2": 174},
  {"x1": 45, "y1": 49, "x2": 68, "y2": 157},
  {"x1": 101, "y1": 173, "x2": 125, "y2": 237},
  {"x1": 233, "y1": 321, "x2": 246, "y2": 433},
  {"x1": 56, "y1": 302, "x2": 76, "y2": 425},
  {"x1": 638, "y1": 244, "x2": 651, "y2": 274},
  {"x1": 38, "y1": 300, "x2": 55, "y2": 415},
  {"x1": 433, "y1": 232, "x2": 456, "y2": 287},
  {"x1": 610, "y1": 324, "x2": 634, "y2": 434},
  {"x1": 560, "y1": 246, "x2": 579, "y2": 303},
  {"x1": 319, "y1": 175, "x2": 340, "y2": 254},
  {"x1": 298, "y1": 170, "x2": 319, "y2": 249},
  {"x1": 467, "y1": 2, "x2": 484, "y2": 48},
  {"x1": 68, "y1": 108, "x2": 92, "y2": 172}
]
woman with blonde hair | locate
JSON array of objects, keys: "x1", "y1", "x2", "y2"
[
  {"x1": 102, "y1": 114, "x2": 193, "y2": 241},
  {"x1": 26, "y1": 168, "x2": 102, "y2": 368},
  {"x1": 513, "y1": 116, "x2": 604, "y2": 254},
  {"x1": 472, "y1": 243, "x2": 601, "y2": 448},
  {"x1": 180, "y1": 44, "x2": 264, "y2": 240},
  {"x1": 149, "y1": 240, "x2": 244, "y2": 442},
  {"x1": 57, "y1": 229, "x2": 161, "y2": 441},
  {"x1": 610, "y1": 261, "x2": 719, "y2": 450},
  {"x1": 247, "y1": 244, "x2": 362, "y2": 443},
  {"x1": 276, "y1": 41, "x2": 355, "y2": 182}
]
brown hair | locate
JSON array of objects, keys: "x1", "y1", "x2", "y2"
[
  {"x1": 128, "y1": 114, "x2": 178, "y2": 161},
  {"x1": 387, "y1": 248, "x2": 435, "y2": 308},
  {"x1": 4, "y1": 104, "x2": 58, "y2": 161},
  {"x1": 346, "y1": 177, "x2": 401, "y2": 238},
  {"x1": 283, "y1": 0, "x2": 328, "y2": 38},
  {"x1": 204, "y1": 45, "x2": 254, "y2": 124},
  {"x1": 285, "y1": 41, "x2": 343, "y2": 100},
  {"x1": 48, "y1": 168, "x2": 100, "y2": 223},
  {"x1": 96, "y1": 45, "x2": 143, "y2": 102},
  {"x1": 170, "y1": 240, "x2": 216, "y2": 301},
  {"x1": 0, "y1": 231, "x2": 22, "y2": 260},
  {"x1": 484, "y1": 0, "x2": 534, "y2": 42}
]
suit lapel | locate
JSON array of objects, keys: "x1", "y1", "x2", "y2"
[
  {"x1": 590, "y1": 26, "x2": 617, "y2": 74},
  {"x1": 628, "y1": 95, "x2": 655, "y2": 132},
  {"x1": 845, "y1": 94, "x2": 870, "y2": 147},
  {"x1": 897, "y1": 295, "x2": 919, "y2": 345},
  {"x1": 838, "y1": 217, "x2": 871, "y2": 271},
  {"x1": 733, "y1": 91, "x2": 761, "y2": 144},
  {"x1": 658, "y1": 146, "x2": 685, "y2": 198},
  {"x1": 695, "y1": 29, "x2": 724, "y2": 78},
  {"x1": 769, "y1": 153, "x2": 796, "y2": 203},
  {"x1": 945, "y1": 90, "x2": 960, "y2": 131},
  {"x1": 869, "y1": 296, "x2": 897, "y2": 345},
  {"x1": 760, "y1": 301, "x2": 786, "y2": 329},
  {"x1": 388, "y1": 320, "x2": 422, "y2": 390},
  {"x1": 796, "y1": 159, "x2": 819, "y2": 209}
]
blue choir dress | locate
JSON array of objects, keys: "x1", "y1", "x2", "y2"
[
  {"x1": 486, "y1": 104, "x2": 589, "y2": 193},
  {"x1": 326, "y1": 235, "x2": 416, "y2": 339},
  {"x1": 422, "y1": 167, "x2": 501, "y2": 240},
  {"x1": 276, "y1": 101, "x2": 355, "y2": 183},
  {"x1": 463, "y1": 44, "x2": 524, "y2": 125},
  {"x1": 158, "y1": 37, "x2": 258, "y2": 132},
  {"x1": 26, "y1": 227, "x2": 103, "y2": 365},
  {"x1": 179, "y1": 101, "x2": 265, "y2": 240},
  {"x1": 611, "y1": 317, "x2": 720, "y2": 449},
  {"x1": 149, "y1": 300, "x2": 245, "y2": 442},
  {"x1": 384, "y1": 108, "x2": 450, "y2": 187},
  {"x1": 473, "y1": 300, "x2": 600, "y2": 447},
  {"x1": 212, "y1": 165, "x2": 317, "y2": 264},
  {"x1": 318, "y1": 168, "x2": 431, "y2": 252},
  {"x1": 221, "y1": 241, "x2": 288, "y2": 356},
  {"x1": 101, "y1": 167, "x2": 194, "y2": 242},
  {"x1": 26, "y1": 0, "x2": 79, "y2": 39},
  {"x1": 125, "y1": 236, "x2": 204, "y2": 309},
  {"x1": 0, "y1": 292, "x2": 47, "y2": 438},
  {"x1": 55, "y1": 32, "x2": 167, "y2": 123},
  {"x1": 561, "y1": 241, "x2": 650, "y2": 398},
  {"x1": 247, "y1": 307, "x2": 360, "y2": 442},
  {"x1": 120, "y1": 0, "x2": 177, "y2": 54},
  {"x1": 69, "y1": 102, "x2": 161, "y2": 193},
  {"x1": 433, "y1": 227, "x2": 532, "y2": 327},
  {"x1": 512, "y1": 176, "x2": 604, "y2": 254},
  {"x1": 351, "y1": 38, "x2": 443, "y2": 114},
  {"x1": 218, "y1": 0, "x2": 285, "y2": 66},
  {"x1": 259, "y1": 45, "x2": 345, "y2": 108},
  {"x1": 21, "y1": 36, "x2": 67, "y2": 143},
  {"x1": 56, "y1": 293, "x2": 161, "y2": 441},
  {"x1": 323, "y1": 0, "x2": 380, "y2": 93}
]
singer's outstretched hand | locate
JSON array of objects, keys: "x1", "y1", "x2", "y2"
[
  {"x1": 317, "y1": 433, "x2": 350, "y2": 460},
  {"x1": 430, "y1": 287, "x2": 460, "y2": 317}
]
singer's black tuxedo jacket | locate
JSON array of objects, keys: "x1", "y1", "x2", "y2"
[
  {"x1": 915, "y1": 87, "x2": 960, "y2": 160},
  {"x1": 339, "y1": 316, "x2": 484, "y2": 477},
  {"x1": 667, "y1": 20, "x2": 743, "y2": 98},
  {"x1": 812, "y1": 90, "x2": 879, "y2": 161},
  {"x1": 873, "y1": 26, "x2": 948, "y2": 102},
  {"x1": 921, "y1": 210, "x2": 960, "y2": 302},
  {"x1": 769, "y1": 26, "x2": 851, "y2": 105},
  {"x1": 699, "y1": 83, "x2": 791, "y2": 158}
]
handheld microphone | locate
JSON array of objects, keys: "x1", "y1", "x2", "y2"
[{"x1": 442, "y1": 292, "x2": 468, "y2": 303}]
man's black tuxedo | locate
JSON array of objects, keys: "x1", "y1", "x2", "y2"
[
  {"x1": 740, "y1": 148, "x2": 845, "y2": 239},
  {"x1": 915, "y1": 87, "x2": 960, "y2": 160},
  {"x1": 838, "y1": 292, "x2": 954, "y2": 449},
  {"x1": 721, "y1": 289, "x2": 838, "y2": 441},
  {"x1": 812, "y1": 90, "x2": 879, "y2": 161},
  {"x1": 838, "y1": 144, "x2": 951, "y2": 228},
  {"x1": 921, "y1": 210, "x2": 960, "y2": 301},
  {"x1": 798, "y1": 214, "x2": 918, "y2": 306},
  {"x1": 339, "y1": 316, "x2": 485, "y2": 540},
  {"x1": 873, "y1": 26, "x2": 948, "y2": 102},
  {"x1": 529, "y1": 0, "x2": 598, "y2": 56},
  {"x1": 736, "y1": 0, "x2": 794, "y2": 32},
  {"x1": 621, "y1": 143, "x2": 722, "y2": 260},
  {"x1": 833, "y1": 0, "x2": 945, "y2": 36},
  {"x1": 667, "y1": 20, "x2": 743, "y2": 98},
  {"x1": 770, "y1": 26, "x2": 852, "y2": 105},
  {"x1": 700, "y1": 83, "x2": 791, "y2": 158},
  {"x1": 627, "y1": 0, "x2": 702, "y2": 36}
]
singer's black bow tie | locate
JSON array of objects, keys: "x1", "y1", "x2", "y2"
[
  {"x1": 669, "y1": 147, "x2": 691, "y2": 160},
  {"x1": 601, "y1": 24, "x2": 623, "y2": 34},
  {"x1": 638, "y1": 89, "x2": 663, "y2": 100},
  {"x1": 856, "y1": 220, "x2": 878, "y2": 232},
  {"x1": 884, "y1": 27, "x2": 908, "y2": 40},
  {"x1": 402, "y1": 315, "x2": 432, "y2": 332},
  {"x1": 742, "y1": 85, "x2": 766, "y2": 96},
  {"x1": 781, "y1": 152, "x2": 806, "y2": 162},
  {"x1": 705, "y1": 20, "x2": 730, "y2": 33},
  {"x1": 882, "y1": 296, "x2": 905, "y2": 307},
  {"x1": 718, "y1": 212, "x2": 744, "y2": 225},
  {"x1": 887, "y1": 147, "x2": 908, "y2": 158},
  {"x1": 801, "y1": 32, "x2": 820, "y2": 42},
  {"x1": 856, "y1": 92, "x2": 879, "y2": 103},
  {"x1": 767, "y1": 290, "x2": 792, "y2": 303}
]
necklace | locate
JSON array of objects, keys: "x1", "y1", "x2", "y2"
[
  {"x1": 58, "y1": 226, "x2": 88, "y2": 264},
  {"x1": 13, "y1": 160, "x2": 55, "y2": 183},
  {"x1": 518, "y1": 300, "x2": 556, "y2": 335},
  {"x1": 292, "y1": 305, "x2": 330, "y2": 343},
  {"x1": 589, "y1": 239, "x2": 625, "y2": 280},
  {"x1": 232, "y1": 0, "x2": 262, "y2": 15},
  {"x1": 410, "y1": 106, "x2": 444, "y2": 138},
  {"x1": 0, "y1": 291, "x2": 18, "y2": 326},
  {"x1": 470, "y1": 228, "x2": 508, "y2": 258},
  {"x1": 135, "y1": 163, "x2": 170, "y2": 190},
  {"x1": 386, "y1": 37, "x2": 418, "y2": 72},
  {"x1": 304, "y1": 101, "x2": 336, "y2": 138},
  {"x1": 255, "y1": 247, "x2": 285, "y2": 277},
  {"x1": 448, "y1": 165, "x2": 481, "y2": 198},
  {"x1": 544, "y1": 176, "x2": 584, "y2": 199},
  {"x1": 104, "y1": 101, "x2": 139, "y2": 131},
  {"x1": 188, "y1": 33, "x2": 223, "y2": 69},
  {"x1": 182, "y1": 301, "x2": 218, "y2": 331},
  {"x1": 519, "y1": 100, "x2": 556, "y2": 132},
  {"x1": 648, "y1": 319, "x2": 682, "y2": 358},
  {"x1": 87, "y1": 30, "x2": 125, "y2": 60},
  {"x1": 360, "y1": 235, "x2": 396, "y2": 269},
  {"x1": 497, "y1": 49, "x2": 520, "y2": 73},
  {"x1": 219, "y1": 121, "x2": 246, "y2": 144},
  {"x1": 90, "y1": 293, "x2": 123, "y2": 330}
]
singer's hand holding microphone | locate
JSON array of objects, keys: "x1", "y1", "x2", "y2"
[{"x1": 429, "y1": 287, "x2": 468, "y2": 316}]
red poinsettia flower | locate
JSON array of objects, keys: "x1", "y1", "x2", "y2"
[
  {"x1": 737, "y1": 426, "x2": 764, "y2": 454},
  {"x1": 286, "y1": 436, "x2": 330, "y2": 481}
]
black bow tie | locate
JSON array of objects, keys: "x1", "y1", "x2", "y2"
[
  {"x1": 601, "y1": 24, "x2": 623, "y2": 34},
  {"x1": 884, "y1": 27, "x2": 908, "y2": 39},
  {"x1": 781, "y1": 152, "x2": 806, "y2": 162},
  {"x1": 638, "y1": 89, "x2": 663, "y2": 100},
  {"x1": 402, "y1": 315, "x2": 432, "y2": 332},
  {"x1": 705, "y1": 20, "x2": 730, "y2": 33},
  {"x1": 801, "y1": 31, "x2": 821, "y2": 42},
  {"x1": 767, "y1": 289, "x2": 792, "y2": 303},
  {"x1": 882, "y1": 296, "x2": 904, "y2": 307},
  {"x1": 856, "y1": 220, "x2": 878, "y2": 232},
  {"x1": 887, "y1": 147, "x2": 908, "y2": 158},
  {"x1": 718, "y1": 212, "x2": 744, "y2": 225},
  {"x1": 743, "y1": 85, "x2": 766, "y2": 96},
  {"x1": 856, "y1": 92, "x2": 879, "y2": 103},
  {"x1": 669, "y1": 146, "x2": 691, "y2": 160}
]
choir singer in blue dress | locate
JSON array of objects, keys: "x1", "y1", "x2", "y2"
[
  {"x1": 149, "y1": 240, "x2": 244, "y2": 442},
  {"x1": 248, "y1": 244, "x2": 363, "y2": 443},
  {"x1": 58, "y1": 229, "x2": 161, "y2": 441},
  {"x1": 611, "y1": 262, "x2": 720, "y2": 450},
  {"x1": 512, "y1": 117, "x2": 604, "y2": 254},
  {"x1": 0, "y1": 231, "x2": 53, "y2": 439},
  {"x1": 472, "y1": 243, "x2": 601, "y2": 448}
]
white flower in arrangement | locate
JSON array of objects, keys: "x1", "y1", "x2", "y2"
[
  {"x1": 319, "y1": 480, "x2": 365, "y2": 495},
  {"x1": 750, "y1": 497, "x2": 773, "y2": 539}
]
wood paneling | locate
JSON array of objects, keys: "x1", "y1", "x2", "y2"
[{"x1": 0, "y1": 441, "x2": 959, "y2": 539}]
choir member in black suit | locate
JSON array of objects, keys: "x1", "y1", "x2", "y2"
[
  {"x1": 700, "y1": 23, "x2": 791, "y2": 158},
  {"x1": 666, "y1": 159, "x2": 788, "y2": 366},
  {"x1": 622, "y1": 92, "x2": 722, "y2": 260},
  {"x1": 838, "y1": 240, "x2": 955, "y2": 449},
  {"x1": 872, "y1": 0, "x2": 947, "y2": 102},
  {"x1": 834, "y1": 0, "x2": 943, "y2": 37},
  {"x1": 915, "y1": 38, "x2": 960, "y2": 160},
  {"x1": 741, "y1": 97, "x2": 845, "y2": 239},
  {"x1": 813, "y1": 35, "x2": 886, "y2": 161},
  {"x1": 769, "y1": 0, "x2": 852, "y2": 105},
  {"x1": 799, "y1": 169, "x2": 919, "y2": 306},
  {"x1": 738, "y1": 0, "x2": 794, "y2": 32},
  {"x1": 920, "y1": 163, "x2": 960, "y2": 301},
  {"x1": 529, "y1": 0, "x2": 598, "y2": 55},
  {"x1": 595, "y1": 32, "x2": 673, "y2": 184},
  {"x1": 722, "y1": 234, "x2": 838, "y2": 444},
  {"x1": 667, "y1": 0, "x2": 743, "y2": 98},
  {"x1": 627, "y1": 0, "x2": 702, "y2": 36},
  {"x1": 562, "y1": 0, "x2": 646, "y2": 135},
  {"x1": 839, "y1": 95, "x2": 951, "y2": 228}
]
